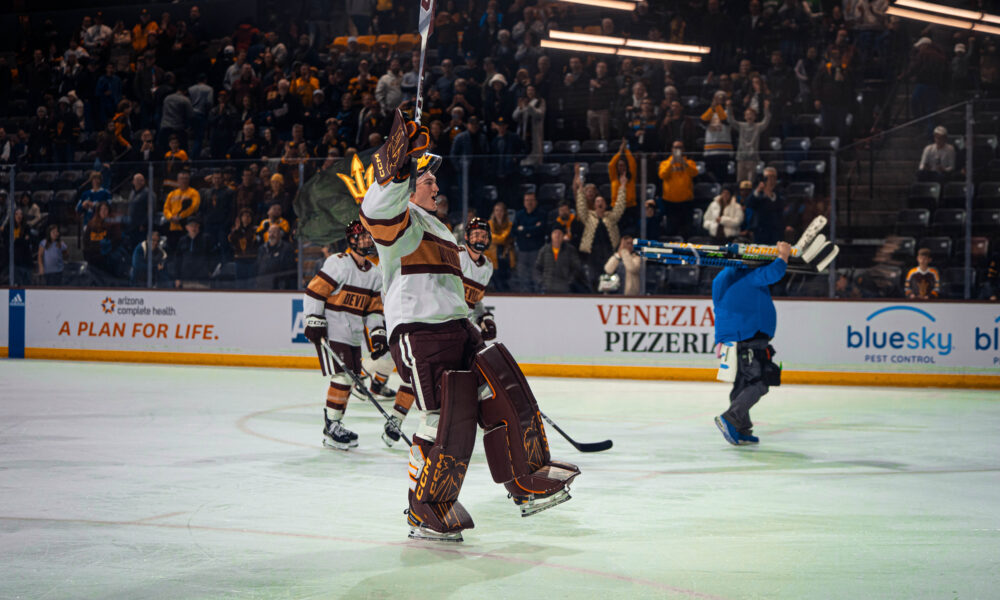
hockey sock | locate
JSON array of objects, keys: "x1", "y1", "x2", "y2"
[
  {"x1": 325, "y1": 381, "x2": 350, "y2": 422},
  {"x1": 391, "y1": 384, "x2": 416, "y2": 421}
]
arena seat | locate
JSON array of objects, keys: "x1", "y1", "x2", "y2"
[
  {"x1": 786, "y1": 182, "x2": 815, "y2": 198},
  {"x1": 895, "y1": 209, "x2": 930, "y2": 237},
  {"x1": 940, "y1": 182, "x2": 970, "y2": 208},
  {"x1": 580, "y1": 139, "x2": 608, "y2": 155},
  {"x1": 355, "y1": 36, "x2": 376, "y2": 51},
  {"x1": 375, "y1": 34, "x2": 398, "y2": 49},
  {"x1": 932, "y1": 208, "x2": 966, "y2": 236},
  {"x1": 331, "y1": 36, "x2": 349, "y2": 51},
  {"x1": 907, "y1": 182, "x2": 940, "y2": 210},
  {"x1": 396, "y1": 34, "x2": 420, "y2": 52},
  {"x1": 972, "y1": 209, "x2": 1000, "y2": 234},
  {"x1": 538, "y1": 183, "x2": 566, "y2": 204}
]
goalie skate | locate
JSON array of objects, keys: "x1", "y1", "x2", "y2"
[
  {"x1": 405, "y1": 510, "x2": 464, "y2": 542},
  {"x1": 511, "y1": 486, "x2": 572, "y2": 517}
]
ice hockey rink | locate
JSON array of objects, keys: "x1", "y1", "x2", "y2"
[{"x1": 1, "y1": 360, "x2": 998, "y2": 600}]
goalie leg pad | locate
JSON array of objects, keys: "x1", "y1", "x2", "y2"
[
  {"x1": 475, "y1": 343, "x2": 580, "y2": 507},
  {"x1": 408, "y1": 370, "x2": 478, "y2": 534}
]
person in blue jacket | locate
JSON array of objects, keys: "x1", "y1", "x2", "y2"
[{"x1": 712, "y1": 240, "x2": 790, "y2": 445}]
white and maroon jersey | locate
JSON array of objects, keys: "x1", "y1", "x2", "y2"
[
  {"x1": 359, "y1": 179, "x2": 467, "y2": 337},
  {"x1": 303, "y1": 250, "x2": 385, "y2": 347},
  {"x1": 459, "y1": 246, "x2": 493, "y2": 323}
]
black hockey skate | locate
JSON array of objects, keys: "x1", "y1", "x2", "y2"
[
  {"x1": 351, "y1": 375, "x2": 397, "y2": 403},
  {"x1": 322, "y1": 415, "x2": 358, "y2": 450},
  {"x1": 382, "y1": 416, "x2": 403, "y2": 448}
]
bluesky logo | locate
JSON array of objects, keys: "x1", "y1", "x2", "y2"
[
  {"x1": 291, "y1": 299, "x2": 308, "y2": 343},
  {"x1": 974, "y1": 315, "x2": 1000, "y2": 352},
  {"x1": 846, "y1": 306, "x2": 953, "y2": 356}
]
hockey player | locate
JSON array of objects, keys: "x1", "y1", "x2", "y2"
[
  {"x1": 381, "y1": 216, "x2": 496, "y2": 448},
  {"x1": 302, "y1": 221, "x2": 395, "y2": 450},
  {"x1": 712, "y1": 240, "x2": 790, "y2": 446},
  {"x1": 361, "y1": 111, "x2": 579, "y2": 542}
]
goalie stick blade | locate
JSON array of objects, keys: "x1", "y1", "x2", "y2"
[
  {"x1": 815, "y1": 244, "x2": 839, "y2": 272},
  {"x1": 572, "y1": 439, "x2": 614, "y2": 453},
  {"x1": 801, "y1": 234, "x2": 827, "y2": 264},
  {"x1": 794, "y1": 215, "x2": 827, "y2": 251}
]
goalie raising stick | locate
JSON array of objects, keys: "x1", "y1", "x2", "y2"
[{"x1": 361, "y1": 110, "x2": 580, "y2": 542}]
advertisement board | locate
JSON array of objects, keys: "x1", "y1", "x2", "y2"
[{"x1": 8, "y1": 288, "x2": 1000, "y2": 387}]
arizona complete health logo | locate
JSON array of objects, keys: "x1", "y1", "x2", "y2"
[
  {"x1": 847, "y1": 305, "x2": 953, "y2": 364},
  {"x1": 290, "y1": 299, "x2": 308, "y2": 343},
  {"x1": 101, "y1": 297, "x2": 115, "y2": 314}
]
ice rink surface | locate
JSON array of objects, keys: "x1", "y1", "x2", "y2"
[{"x1": 1, "y1": 360, "x2": 998, "y2": 600}]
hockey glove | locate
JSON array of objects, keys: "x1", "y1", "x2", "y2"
[
  {"x1": 392, "y1": 121, "x2": 430, "y2": 183},
  {"x1": 477, "y1": 313, "x2": 497, "y2": 341},
  {"x1": 304, "y1": 315, "x2": 328, "y2": 345},
  {"x1": 369, "y1": 327, "x2": 390, "y2": 360}
]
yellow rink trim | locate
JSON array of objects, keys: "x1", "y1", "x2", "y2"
[{"x1": 16, "y1": 347, "x2": 1000, "y2": 389}]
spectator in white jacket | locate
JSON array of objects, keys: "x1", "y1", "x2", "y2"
[
  {"x1": 603, "y1": 234, "x2": 642, "y2": 295},
  {"x1": 703, "y1": 187, "x2": 745, "y2": 240}
]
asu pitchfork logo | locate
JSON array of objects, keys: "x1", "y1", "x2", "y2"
[
  {"x1": 336, "y1": 154, "x2": 374, "y2": 204},
  {"x1": 100, "y1": 297, "x2": 116, "y2": 314}
]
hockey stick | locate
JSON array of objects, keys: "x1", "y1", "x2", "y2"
[
  {"x1": 319, "y1": 338, "x2": 412, "y2": 447},
  {"x1": 539, "y1": 411, "x2": 613, "y2": 453},
  {"x1": 407, "y1": 0, "x2": 436, "y2": 192}
]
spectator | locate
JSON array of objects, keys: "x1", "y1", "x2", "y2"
[
  {"x1": 163, "y1": 170, "x2": 201, "y2": 247},
  {"x1": 628, "y1": 98, "x2": 660, "y2": 152},
  {"x1": 229, "y1": 208, "x2": 259, "y2": 287},
  {"x1": 256, "y1": 225, "x2": 295, "y2": 289},
  {"x1": 905, "y1": 248, "x2": 941, "y2": 300},
  {"x1": 702, "y1": 109, "x2": 733, "y2": 184},
  {"x1": 256, "y1": 203, "x2": 292, "y2": 242},
  {"x1": 16, "y1": 191, "x2": 46, "y2": 233},
  {"x1": 451, "y1": 115, "x2": 490, "y2": 212},
  {"x1": 513, "y1": 192, "x2": 546, "y2": 292},
  {"x1": 131, "y1": 128, "x2": 156, "y2": 162},
  {"x1": 747, "y1": 167, "x2": 786, "y2": 245},
  {"x1": 188, "y1": 73, "x2": 214, "y2": 159},
  {"x1": 575, "y1": 169, "x2": 628, "y2": 290},
  {"x1": 126, "y1": 173, "x2": 151, "y2": 247},
  {"x1": 484, "y1": 201, "x2": 515, "y2": 292},
  {"x1": 608, "y1": 140, "x2": 638, "y2": 225},
  {"x1": 643, "y1": 198, "x2": 664, "y2": 241},
  {"x1": 164, "y1": 135, "x2": 189, "y2": 180},
  {"x1": 235, "y1": 168, "x2": 264, "y2": 217},
  {"x1": 659, "y1": 100, "x2": 697, "y2": 152},
  {"x1": 291, "y1": 64, "x2": 321, "y2": 109},
  {"x1": 8, "y1": 208, "x2": 34, "y2": 286},
  {"x1": 812, "y1": 47, "x2": 852, "y2": 141},
  {"x1": 228, "y1": 120, "x2": 263, "y2": 161},
  {"x1": 200, "y1": 170, "x2": 234, "y2": 253},
  {"x1": 657, "y1": 141, "x2": 699, "y2": 237},
  {"x1": 703, "y1": 187, "x2": 746, "y2": 241},
  {"x1": 76, "y1": 171, "x2": 111, "y2": 225},
  {"x1": 489, "y1": 117, "x2": 521, "y2": 207},
  {"x1": 513, "y1": 85, "x2": 545, "y2": 165},
  {"x1": 552, "y1": 199, "x2": 584, "y2": 248},
  {"x1": 733, "y1": 100, "x2": 771, "y2": 184},
  {"x1": 980, "y1": 245, "x2": 999, "y2": 301},
  {"x1": 159, "y1": 86, "x2": 193, "y2": 152},
  {"x1": 587, "y1": 61, "x2": 614, "y2": 141},
  {"x1": 904, "y1": 37, "x2": 948, "y2": 132},
  {"x1": 535, "y1": 226, "x2": 584, "y2": 294},
  {"x1": 37, "y1": 224, "x2": 68, "y2": 286},
  {"x1": 483, "y1": 73, "x2": 515, "y2": 124},
  {"x1": 375, "y1": 59, "x2": 403, "y2": 113},
  {"x1": 83, "y1": 203, "x2": 117, "y2": 284},
  {"x1": 917, "y1": 126, "x2": 956, "y2": 183},
  {"x1": 0, "y1": 126, "x2": 12, "y2": 164},
  {"x1": 604, "y1": 234, "x2": 641, "y2": 296},
  {"x1": 174, "y1": 218, "x2": 214, "y2": 289},
  {"x1": 131, "y1": 229, "x2": 167, "y2": 287}
]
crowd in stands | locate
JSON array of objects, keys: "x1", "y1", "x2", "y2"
[{"x1": 0, "y1": 0, "x2": 998, "y2": 297}]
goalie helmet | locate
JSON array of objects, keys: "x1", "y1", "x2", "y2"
[
  {"x1": 415, "y1": 153, "x2": 442, "y2": 178},
  {"x1": 465, "y1": 217, "x2": 492, "y2": 253},
  {"x1": 345, "y1": 220, "x2": 376, "y2": 257}
]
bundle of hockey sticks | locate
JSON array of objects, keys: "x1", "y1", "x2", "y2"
[{"x1": 635, "y1": 215, "x2": 839, "y2": 274}]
